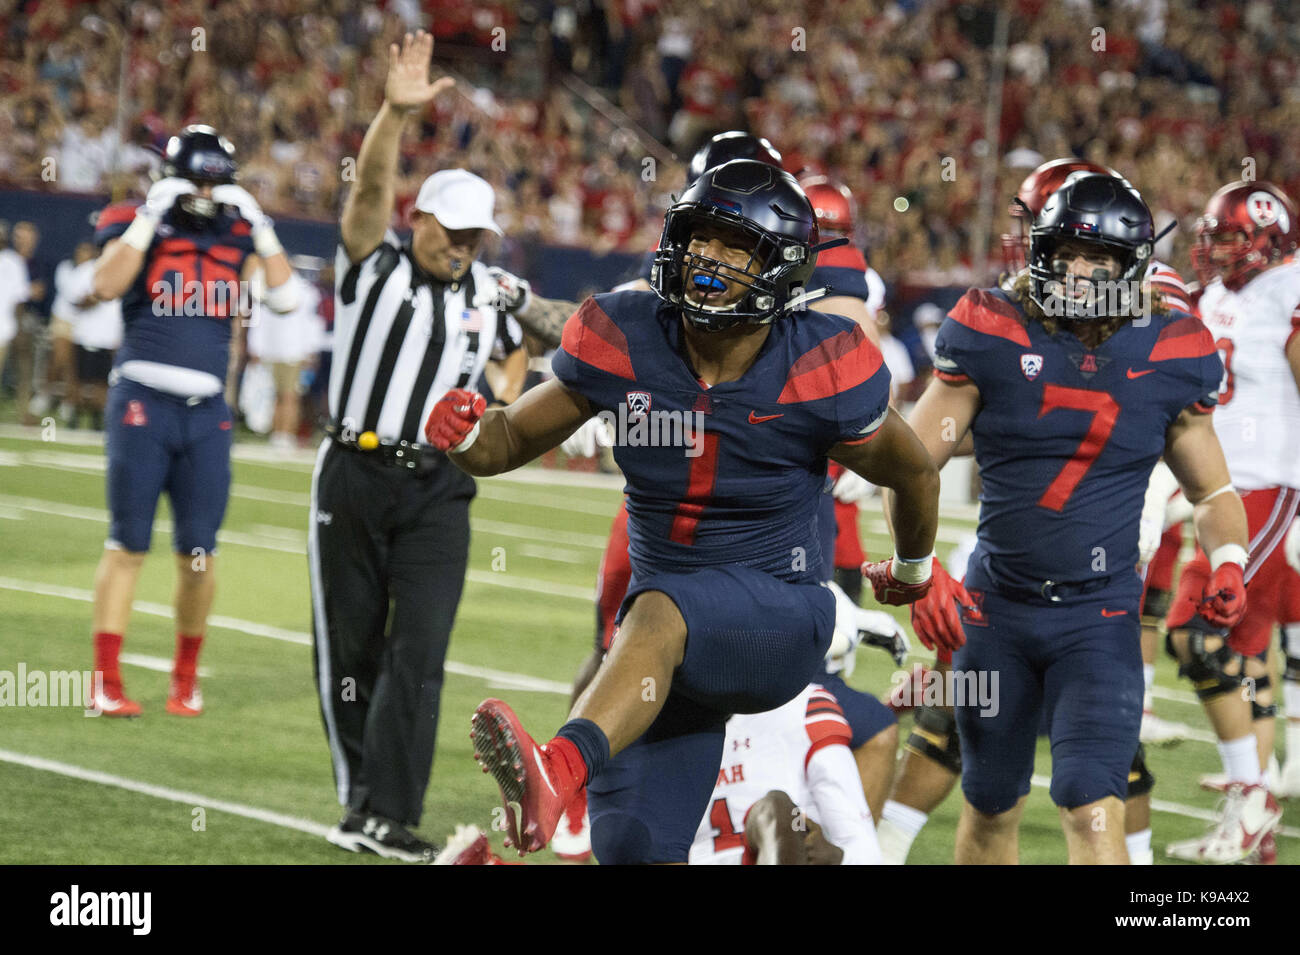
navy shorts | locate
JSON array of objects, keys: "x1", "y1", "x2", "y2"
[
  {"x1": 104, "y1": 378, "x2": 233, "y2": 554},
  {"x1": 816, "y1": 670, "x2": 897, "y2": 748},
  {"x1": 953, "y1": 579, "x2": 1143, "y2": 814},
  {"x1": 590, "y1": 565, "x2": 835, "y2": 863}
]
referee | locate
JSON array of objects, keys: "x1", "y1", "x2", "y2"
[{"x1": 312, "y1": 32, "x2": 564, "y2": 861}]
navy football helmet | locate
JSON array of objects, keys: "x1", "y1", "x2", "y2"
[
  {"x1": 686, "y1": 131, "x2": 783, "y2": 186},
  {"x1": 1029, "y1": 173, "x2": 1154, "y2": 321},
  {"x1": 160, "y1": 125, "x2": 238, "y2": 223},
  {"x1": 653, "y1": 159, "x2": 819, "y2": 331}
]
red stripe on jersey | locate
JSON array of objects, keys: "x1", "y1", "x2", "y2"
[
  {"x1": 933, "y1": 369, "x2": 971, "y2": 382},
  {"x1": 948, "y1": 289, "x2": 1032, "y2": 347},
  {"x1": 815, "y1": 243, "x2": 868, "y2": 271},
  {"x1": 1192, "y1": 400, "x2": 1216, "y2": 414},
  {"x1": 669, "y1": 431, "x2": 720, "y2": 545},
  {"x1": 1287, "y1": 307, "x2": 1300, "y2": 351},
  {"x1": 777, "y1": 325, "x2": 883, "y2": 404},
  {"x1": 804, "y1": 687, "x2": 851, "y2": 770},
  {"x1": 560, "y1": 298, "x2": 635, "y2": 380},
  {"x1": 1148, "y1": 315, "x2": 1215, "y2": 362},
  {"x1": 1149, "y1": 266, "x2": 1190, "y2": 313},
  {"x1": 96, "y1": 202, "x2": 139, "y2": 230}
]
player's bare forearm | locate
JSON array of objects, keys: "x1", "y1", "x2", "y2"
[
  {"x1": 513, "y1": 295, "x2": 580, "y2": 349},
  {"x1": 830, "y1": 409, "x2": 939, "y2": 560},
  {"x1": 92, "y1": 239, "x2": 144, "y2": 301},
  {"x1": 340, "y1": 102, "x2": 409, "y2": 263},
  {"x1": 1163, "y1": 406, "x2": 1248, "y2": 555},
  {"x1": 449, "y1": 378, "x2": 592, "y2": 476},
  {"x1": 260, "y1": 250, "x2": 292, "y2": 292},
  {"x1": 483, "y1": 347, "x2": 528, "y2": 405}
]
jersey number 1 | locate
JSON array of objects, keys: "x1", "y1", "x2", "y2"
[
  {"x1": 709, "y1": 797, "x2": 745, "y2": 854},
  {"x1": 1036, "y1": 384, "x2": 1120, "y2": 512}
]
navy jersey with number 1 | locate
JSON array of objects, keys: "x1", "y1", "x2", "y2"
[{"x1": 552, "y1": 290, "x2": 892, "y2": 588}]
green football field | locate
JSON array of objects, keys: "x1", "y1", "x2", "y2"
[{"x1": 0, "y1": 423, "x2": 1294, "y2": 865}]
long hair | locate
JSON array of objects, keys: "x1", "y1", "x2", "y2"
[{"x1": 1008, "y1": 271, "x2": 1169, "y2": 339}]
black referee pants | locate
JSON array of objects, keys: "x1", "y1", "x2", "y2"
[{"x1": 308, "y1": 440, "x2": 474, "y2": 827}]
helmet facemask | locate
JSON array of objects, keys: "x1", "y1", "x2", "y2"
[
  {"x1": 653, "y1": 202, "x2": 810, "y2": 331},
  {"x1": 1029, "y1": 233, "x2": 1149, "y2": 322},
  {"x1": 1190, "y1": 220, "x2": 1259, "y2": 290}
]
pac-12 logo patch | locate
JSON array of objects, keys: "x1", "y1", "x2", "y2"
[
  {"x1": 626, "y1": 391, "x2": 652, "y2": 419},
  {"x1": 1020, "y1": 353, "x2": 1043, "y2": 380},
  {"x1": 122, "y1": 400, "x2": 148, "y2": 427}
]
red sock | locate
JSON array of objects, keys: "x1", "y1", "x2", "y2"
[
  {"x1": 543, "y1": 736, "x2": 588, "y2": 799},
  {"x1": 94, "y1": 632, "x2": 124, "y2": 689},
  {"x1": 173, "y1": 633, "x2": 204, "y2": 681}
]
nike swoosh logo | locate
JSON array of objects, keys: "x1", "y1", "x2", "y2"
[
  {"x1": 1100, "y1": 608, "x2": 1128, "y2": 617},
  {"x1": 532, "y1": 748, "x2": 558, "y2": 797},
  {"x1": 748, "y1": 412, "x2": 784, "y2": 424},
  {"x1": 1126, "y1": 368, "x2": 1155, "y2": 379}
]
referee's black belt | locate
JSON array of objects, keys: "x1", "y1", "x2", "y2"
[{"x1": 326, "y1": 422, "x2": 441, "y2": 472}]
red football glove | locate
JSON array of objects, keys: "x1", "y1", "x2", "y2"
[
  {"x1": 1196, "y1": 562, "x2": 1247, "y2": 629},
  {"x1": 424, "y1": 389, "x2": 487, "y2": 451},
  {"x1": 861, "y1": 556, "x2": 934, "y2": 606},
  {"x1": 908, "y1": 559, "x2": 973, "y2": 654}
]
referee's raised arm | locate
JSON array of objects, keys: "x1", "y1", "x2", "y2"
[{"x1": 341, "y1": 31, "x2": 454, "y2": 264}]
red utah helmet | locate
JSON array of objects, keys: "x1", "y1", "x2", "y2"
[
  {"x1": 1190, "y1": 181, "x2": 1299, "y2": 290},
  {"x1": 1001, "y1": 158, "x2": 1112, "y2": 274},
  {"x1": 800, "y1": 175, "x2": 856, "y2": 236}
]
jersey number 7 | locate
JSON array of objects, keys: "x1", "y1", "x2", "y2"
[{"x1": 1035, "y1": 384, "x2": 1121, "y2": 512}]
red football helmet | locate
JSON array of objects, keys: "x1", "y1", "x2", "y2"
[
  {"x1": 1001, "y1": 158, "x2": 1112, "y2": 274},
  {"x1": 1190, "y1": 181, "x2": 1299, "y2": 290},
  {"x1": 800, "y1": 175, "x2": 856, "y2": 236}
]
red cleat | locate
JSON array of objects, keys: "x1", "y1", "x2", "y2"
[
  {"x1": 89, "y1": 680, "x2": 142, "y2": 718},
  {"x1": 165, "y1": 676, "x2": 203, "y2": 717},
  {"x1": 470, "y1": 699, "x2": 575, "y2": 855}
]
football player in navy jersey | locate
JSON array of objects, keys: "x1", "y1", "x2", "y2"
[
  {"x1": 897, "y1": 172, "x2": 1249, "y2": 863},
  {"x1": 425, "y1": 159, "x2": 941, "y2": 864},
  {"x1": 85, "y1": 126, "x2": 297, "y2": 717}
]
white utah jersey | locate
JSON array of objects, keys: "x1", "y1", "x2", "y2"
[
  {"x1": 688, "y1": 684, "x2": 878, "y2": 865},
  {"x1": 1196, "y1": 260, "x2": 1300, "y2": 489}
]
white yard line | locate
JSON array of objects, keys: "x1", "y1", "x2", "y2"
[
  {"x1": 0, "y1": 748, "x2": 333, "y2": 838},
  {"x1": 0, "y1": 577, "x2": 571, "y2": 696},
  {"x1": 119, "y1": 653, "x2": 210, "y2": 677}
]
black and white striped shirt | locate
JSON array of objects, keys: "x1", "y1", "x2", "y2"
[{"x1": 330, "y1": 230, "x2": 522, "y2": 444}]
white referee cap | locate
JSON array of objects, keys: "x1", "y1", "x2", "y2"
[{"x1": 415, "y1": 169, "x2": 503, "y2": 235}]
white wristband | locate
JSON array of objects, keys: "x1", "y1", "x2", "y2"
[
  {"x1": 252, "y1": 221, "x2": 283, "y2": 259},
  {"x1": 121, "y1": 214, "x2": 158, "y2": 252},
  {"x1": 890, "y1": 552, "x2": 934, "y2": 585},
  {"x1": 1208, "y1": 543, "x2": 1248, "y2": 570},
  {"x1": 448, "y1": 419, "x2": 481, "y2": 454}
]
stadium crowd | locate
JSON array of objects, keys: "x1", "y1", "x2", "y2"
[{"x1": 1, "y1": 0, "x2": 1299, "y2": 280}]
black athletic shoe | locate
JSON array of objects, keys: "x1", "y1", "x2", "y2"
[{"x1": 326, "y1": 810, "x2": 441, "y2": 863}]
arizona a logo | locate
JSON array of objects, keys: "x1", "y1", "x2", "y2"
[
  {"x1": 626, "y1": 391, "x2": 652, "y2": 420},
  {"x1": 1020, "y1": 353, "x2": 1043, "y2": 380}
]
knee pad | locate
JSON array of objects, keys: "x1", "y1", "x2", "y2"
[
  {"x1": 1127, "y1": 743, "x2": 1155, "y2": 799},
  {"x1": 1141, "y1": 588, "x2": 1171, "y2": 627},
  {"x1": 906, "y1": 705, "x2": 962, "y2": 775},
  {"x1": 1174, "y1": 630, "x2": 1244, "y2": 701},
  {"x1": 1248, "y1": 673, "x2": 1277, "y2": 719},
  {"x1": 590, "y1": 812, "x2": 656, "y2": 865}
]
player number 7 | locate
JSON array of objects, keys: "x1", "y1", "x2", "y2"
[{"x1": 1036, "y1": 384, "x2": 1121, "y2": 512}]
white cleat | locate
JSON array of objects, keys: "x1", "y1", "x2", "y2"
[
  {"x1": 1165, "y1": 783, "x2": 1282, "y2": 864},
  {"x1": 1139, "y1": 712, "x2": 1196, "y2": 746}
]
